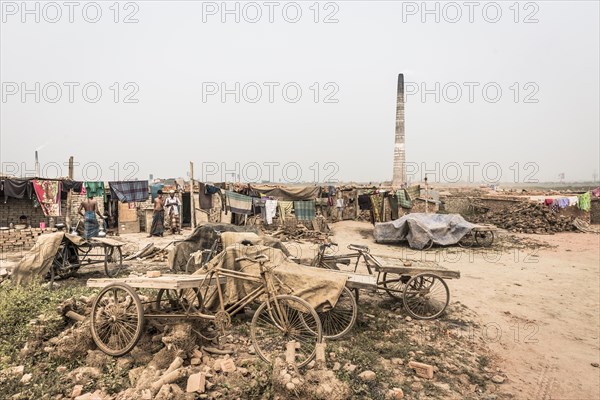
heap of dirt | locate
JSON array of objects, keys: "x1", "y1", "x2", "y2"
[{"x1": 468, "y1": 202, "x2": 575, "y2": 234}]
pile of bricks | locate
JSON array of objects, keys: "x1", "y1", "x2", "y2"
[{"x1": 0, "y1": 227, "x2": 56, "y2": 252}]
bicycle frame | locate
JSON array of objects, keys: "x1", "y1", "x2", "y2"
[
  {"x1": 315, "y1": 245, "x2": 383, "y2": 275},
  {"x1": 198, "y1": 258, "x2": 294, "y2": 331}
]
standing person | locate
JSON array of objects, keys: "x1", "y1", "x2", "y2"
[
  {"x1": 78, "y1": 192, "x2": 105, "y2": 239},
  {"x1": 149, "y1": 190, "x2": 165, "y2": 237},
  {"x1": 164, "y1": 190, "x2": 182, "y2": 235}
]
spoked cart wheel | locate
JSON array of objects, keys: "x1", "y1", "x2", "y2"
[
  {"x1": 104, "y1": 246, "x2": 124, "y2": 277},
  {"x1": 382, "y1": 272, "x2": 411, "y2": 300},
  {"x1": 251, "y1": 295, "x2": 322, "y2": 368},
  {"x1": 402, "y1": 273, "x2": 449, "y2": 320},
  {"x1": 474, "y1": 230, "x2": 494, "y2": 247},
  {"x1": 458, "y1": 232, "x2": 476, "y2": 248},
  {"x1": 315, "y1": 287, "x2": 357, "y2": 340},
  {"x1": 91, "y1": 283, "x2": 144, "y2": 356}
]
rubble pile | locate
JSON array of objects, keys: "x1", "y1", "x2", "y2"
[
  {"x1": 268, "y1": 217, "x2": 331, "y2": 243},
  {"x1": 469, "y1": 202, "x2": 575, "y2": 234},
  {"x1": 0, "y1": 290, "x2": 513, "y2": 400}
]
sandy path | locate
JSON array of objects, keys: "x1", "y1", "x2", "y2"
[{"x1": 325, "y1": 221, "x2": 600, "y2": 400}]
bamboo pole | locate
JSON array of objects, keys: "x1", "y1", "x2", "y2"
[
  {"x1": 65, "y1": 156, "x2": 74, "y2": 230},
  {"x1": 189, "y1": 161, "x2": 196, "y2": 229}
]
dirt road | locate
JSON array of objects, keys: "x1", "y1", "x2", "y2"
[{"x1": 326, "y1": 221, "x2": 600, "y2": 400}]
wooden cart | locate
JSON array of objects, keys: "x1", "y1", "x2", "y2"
[
  {"x1": 50, "y1": 236, "x2": 124, "y2": 285},
  {"x1": 86, "y1": 259, "x2": 328, "y2": 368},
  {"x1": 313, "y1": 243, "x2": 461, "y2": 320},
  {"x1": 458, "y1": 224, "x2": 498, "y2": 248}
]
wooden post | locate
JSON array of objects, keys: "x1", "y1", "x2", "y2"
[
  {"x1": 354, "y1": 189, "x2": 359, "y2": 219},
  {"x1": 65, "y1": 156, "x2": 74, "y2": 231},
  {"x1": 189, "y1": 161, "x2": 196, "y2": 229}
]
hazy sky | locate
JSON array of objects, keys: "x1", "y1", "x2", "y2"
[{"x1": 1, "y1": 1, "x2": 599, "y2": 184}]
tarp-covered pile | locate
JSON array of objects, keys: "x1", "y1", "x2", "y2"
[
  {"x1": 11, "y1": 232, "x2": 85, "y2": 285},
  {"x1": 374, "y1": 213, "x2": 477, "y2": 249},
  {"x1": 168, "y1": 223, "x2": 291, "y2": 271},
  {"x1": 194, "y1": 244, "x2": 347, "y2": 312}
]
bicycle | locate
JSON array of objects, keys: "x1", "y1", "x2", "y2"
[{"x1": 89, "y1": 254, "x2": 323, "y2": 368}]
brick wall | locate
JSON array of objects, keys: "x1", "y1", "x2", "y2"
[
  {"x1": 0, "y1": 197, "x2": 67, "y2": 228},
  {"x1": 0, "y1": 227, "x2": 56, "y2": 253}
]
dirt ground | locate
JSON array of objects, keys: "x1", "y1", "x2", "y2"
[
  {"x1": 1, "y1": 222, "x2": 598, "y2": 399},
  {"x1": 325, "y1": 221, "x2": 600, "y2": 400}
]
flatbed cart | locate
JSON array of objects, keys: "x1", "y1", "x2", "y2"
[
  {"x1": 313, "y1": 243, "x2": 461, "y2": 320},
  {"x1": 87, "y1": 256, "x2": 337, "y2": 368}
]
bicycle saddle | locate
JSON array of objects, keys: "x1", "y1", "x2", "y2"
[{"x1": 348, "y1": 244, "x2": 370, "y2": 252}]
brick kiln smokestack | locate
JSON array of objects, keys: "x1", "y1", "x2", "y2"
[{"x1": 392, "y1": 73, "x2": 406, "y2": 187}]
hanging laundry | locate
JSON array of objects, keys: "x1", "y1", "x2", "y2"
[
  {"x1": 198, "y1": 183, "x2": 213, "y2": 209},
  {"x1": 278, "y1": 201, "x2": 293, "y2": 222},
  {"x1": 358, "y1": 194, "x2": 371, "y2": 210},
  {"x1": 578, "y1": 192, "x2": 591, "y2": 211},
  {"x1": 550, "y1": 199, "x2": 559, "y2": 213},
  {"x1": 84, "y1": 181, "x2": 106, "y2": 199},
  {"x1": 61, "y1": 180, "x2": 83, "y2": 193},
  {"x1": 405, "y1": 185, "x2": 420, "y2": 202},
  {"x1": 544, "y1": 198, "x2": 554, "y2": 207},
  {"x1": 32, "y1": 179, "x2": 62, "y2": 216},
  {"x1": 567, "y1": 196, "x2": 579, "y2": 207},
  {"x1": 388, "y1": 195, "x2": 399, "y2": 220},
  {"x1": 264, "y1": 199, "x2": 278, "y2": 224},
  {"x1": 370, "y1": 195, "x2": 383, "y2": 223},
  {"x1": 225, "y1": 191, "x2": 253, "y2": 215},
  {"x1": 592, "y1": 187, "x2": 600, "y2": 197},
  {"x1": 557, "y1": 198, "x2": 569, "y2": 208},
  {"x1": 294, "y1": 200, "x2": 316, "y2": 221},
  {"x1": 2, "y1": 178, "x2": 33, "y2": 202},
  {"x1": 397, "y1": 189, "x2": 412, "y2": 209},
  {"x1": 109, "y1": 180, "x2": 149, "y2": 203}
]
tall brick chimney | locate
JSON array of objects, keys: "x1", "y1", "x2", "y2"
[{"x1": 392, "y1": 73, "x2": 406, "y2": 187}]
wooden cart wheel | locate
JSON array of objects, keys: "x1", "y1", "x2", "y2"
[
  {"x1": 458, "y1": 232, "x2": 475, "y2": 248},
  {"x1": 251, "y1": 295, "x2": 322, "y2": 368},
  {"x1": 49, "y1": 243, "x2": 80, "y2": 288},
  {"x1": 104, "y1": 246, "x2": 124, "y2": 277},
  {"x1": 316, "y1": 287, "x2": 357, "y2": 340},
  {"x1": 402, "y1": 273, "x2": 449, "y2": 320},
  {"x1": 475, "y1": 230, "x2": 494, "y2": 247},
  {"x1": 155, "y1": 288, "x2": 203, "y2": 313},
  {"x1": 91, "y1": 283, "x2": 144, "y2": 356},
  {"x1": 382, "y1": 272, "x2": 411, "y2": 300}
]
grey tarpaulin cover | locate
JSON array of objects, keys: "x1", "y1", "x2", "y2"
[{"x1": 373, "y1": 213, "x2": 477, "y2": 249}]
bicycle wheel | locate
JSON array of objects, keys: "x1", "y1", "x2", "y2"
[
  {"x1": 104, "y1": 246, "x2": 123, "y2": 277},
  {"x1": 382, "y1": 272, "x2": 411, "y2": 300},
  {"x1": 91, "y1": 283, "x2": 144, "y2": 356},
  {"x1": 317, "y1": 287, "x2": 357, "y2": 340},
  {"x1": 402, "y1": 273, "x2": 449, "y2": 320},
  {"x1": 251, "y1": 295, "x2": 321, "y2": 368}
]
